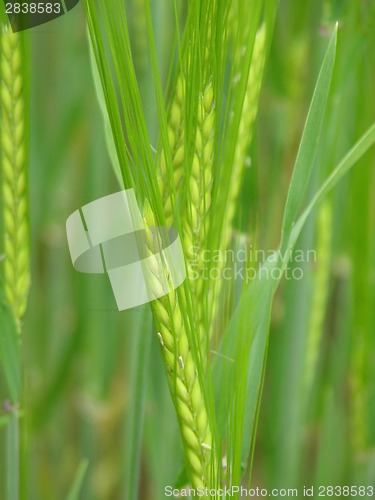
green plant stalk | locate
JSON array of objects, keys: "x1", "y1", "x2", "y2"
[
  {"x1": 1, "y1": 27, "x2": 30, "y2": 331},
  {"x1": 1, "y1": 26, "x2": 30, "y2": 500},
  {"x1": 143, "y1": 202, "x2": 213, "y2": 489},
  {"x1": 6, "y1": 412, "x2": 19, "y2": 500}
]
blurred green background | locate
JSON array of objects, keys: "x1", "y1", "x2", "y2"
[{"x1": 0, "y1": 0, "x2": 374, "y2": 498}]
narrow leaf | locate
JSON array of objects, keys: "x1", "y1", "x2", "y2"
[
  {"x1": 66, "y1": 460, "x2": 89, "y2": 500},
  {"x1": 88, "y1": 35, "x2": 123, "y2": 187},
  {"x1": 122, "y1": 309, "x2": 152, "y2": 500},
  {"x1": 280, "y1": 25, "x2": 337, "y2": 254}
]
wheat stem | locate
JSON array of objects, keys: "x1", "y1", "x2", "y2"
[{"x1": 1, "y1": 27, "x2": 30, "y2": 331}]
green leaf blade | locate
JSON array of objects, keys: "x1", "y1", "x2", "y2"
[{"x1": 280, "y1": 25, "x2": 338, "y2": 254}]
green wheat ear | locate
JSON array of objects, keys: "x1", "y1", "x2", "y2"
[
  {"x1": 157, "y1": 74, "x2": 185, "y2": 225},
  {"x1": 182, "y1": 80, "x2": 215, "y2": 343},
  {"x1": 183, "y1": 80, "x2": 214, "y2": 261},
  {"x1": 143, "y1": 200, "x2": 213, "y2": 488},
  {"x1": 227, "y1": 24, "x2": 266, "y2": 228},
  {"x1": 210, "y1": 25, "x2": 267, "y2": 329},
  {"x1": 1, "y1": 27, "x2": 30, "y2": 330}
]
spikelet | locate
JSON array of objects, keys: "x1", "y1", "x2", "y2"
[
  {"x1": 157, "y1": 9, "x2": 214, "y2": 227},
  {"x1": 227, "y1": 24, "x2": 266, "y2": 229},
  {"x1": 183, "y1": 81, "x2": 214, "y2": 261},
  {"x1": 182, "y1": 81, "x2": 215, "y2": 343},
  {"x1": 1, "y1": 27, "x2": 30, "y2": 330},
  {"x1": 143, "y1": 201, "x2": 212, "y2": 488},
  {"x1": 157, "y1": 74, "x2": 185, "y2": 225},
  {"x1": 304, "y1": 201, "x2": 332, "y2": 396}
]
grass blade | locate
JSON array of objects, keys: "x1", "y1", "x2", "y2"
[
  {"x1": 122, "y1": 309, "x2": 152, "y2": 500},
  {"x1": 280, "y1": 25, "x2": 337, "y2": 254},
  {"x1": 239, "y1": 120, "x2": 375, "y2": 472},
  {"x1": 66, "y1": 460, "x2": 89, "y2": 500},
  {"x1": 88, "y1": 35, "x2": 123, "y2": 187},
  {"x1": 211, "y1": 28, "x2": 375, "y2": 480},
  {"x1": 288, "y1": 121, "x2": 375, "y2": 257}
]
